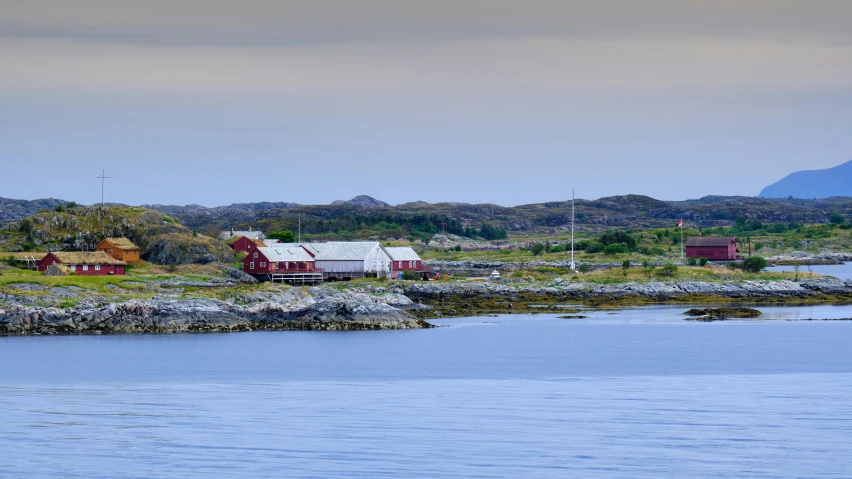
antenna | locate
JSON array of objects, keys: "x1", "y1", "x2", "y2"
[{"x1": 95, "y1": 169, "x2": 112, "y2": 206}]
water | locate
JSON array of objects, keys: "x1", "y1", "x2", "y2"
[
  {"x1": 3, "y1": 305, "x2": 852, "y2": 478},
  {"x1": 766, "y1": 261, "x2": 852, "y2": 281}
]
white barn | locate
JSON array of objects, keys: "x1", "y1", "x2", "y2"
[{"x1": 308, "y1": 242, "x2": 392, "y2": 279}]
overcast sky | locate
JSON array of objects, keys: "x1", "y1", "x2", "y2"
[{"x1": 2, "y1": 0, "x2": 851, "y2": 206}]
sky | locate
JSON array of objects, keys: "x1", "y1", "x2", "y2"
[{"x1": 1, "y1": 0, "x2": 851, "y2": 207}]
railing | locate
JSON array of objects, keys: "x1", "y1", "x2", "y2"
[{"x1": 271, "y1": 267, "x2": 324, "y2": 273}]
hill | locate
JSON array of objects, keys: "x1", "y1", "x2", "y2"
[
  {"x1": 0, "y1": 197, "x2": 71, "y2": 225},
  {"x1": 759, "y1": 160, "x2": 852, "y2": 198},
  {"x1": 0, "y1": 206, "x2": 233, "y2": 264}
]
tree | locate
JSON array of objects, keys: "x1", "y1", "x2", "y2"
[
  {"x1": 742, "y1": 256, "x2": 767, "y2": 273},
  {"x1": 829, "y1": 212, "x2": 845, "y2": 224},
  {"x1": 699, "y1": 257, "x2": 708, "y2": 266},
  {"x1": 453, "y1": 244, "x2": 461, "y2": 252},
  {"x1": 622, "y1": 260, "x2": 631, "y2": 270},
  {"x1": 604, "y1": 244, "x2": 627, "y2": 255},
  {"x1": 268, "y1": 230, "x2": 296, "y2": 242},
  {"x1": 530, "y1": 243, "x2": 546, "y2": 256}
]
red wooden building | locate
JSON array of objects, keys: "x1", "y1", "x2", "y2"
[
  {"x1": 38, "y1": 252, "x2": 127, "y2": 275},
  {"x1": 229, "y1": 236, "x2": 265, "y2": 254},
  {"x1": 385, "y1": 246, "x2": 427, "y2": 271},
  {"x1": 244, "y1": 246, "x2": 318, "y2": 275},
  {"x1": 685, "y1": 236, "x2": 739, "y2": 260}
]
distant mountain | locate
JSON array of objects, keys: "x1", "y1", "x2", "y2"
[
  {"x1": 331, "y1": 195, "x2": 390, "y2": 208},
  {"x1": 0, "y1": 197, "x2": 72, "y2": 225},
  {"x1": 145, "y1": 202, "x2": 301, "y2": 218},
  {"x1": 759, "y1": 160, "x2": 852, "y2": 199}
]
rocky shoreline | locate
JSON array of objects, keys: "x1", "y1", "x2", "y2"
[
  {"x1": 0, "y1": 287, "x2": 431, "y2": 335},
  {"x1": 3, "y1": 277, "x2": 852, "y2": 336}
]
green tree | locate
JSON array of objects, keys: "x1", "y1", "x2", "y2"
[
  {"x1": 453, "y1": 244, "x2": 461, "y2": 252},
  {"x1": 604, "y1": 244, "x2": 627, "y2": 255},
  {"x1": 268, "y1": 230, "x2": 296, "y2": 242},
  {"x1": 829, "y1": 212, "x2": 845, "y2": 224},
  {"x1": 699, "y1": 257, "x2": 708, "y2": 266},
  {"x1": 622, "y1": 260, "x2": 631, "y2": 270},
  {"x1": 531, "y1": 243, "x2": 546, "y2": 256},
  {"x1": 742, "y1": 256, "x2": 767, "y2": 273}
]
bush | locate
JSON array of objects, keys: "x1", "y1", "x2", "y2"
[
  {"x1": 578, "y1": 263, "x2": 591, "y2": 273},
  {"x1": 726, "y1": 261, "x2": 740, "y2": 270},
  {"x1": 549, "y1": 244, "x2": 565, "y2": 253},
  {"x1": 658, "y1": 263, "x2": 678, "y2": 277},
  {"x1": 268, "y1": 230, "x2": 296, "y2": 242},
  {"x1": 742, "y1": 256, "x2": 767, "y2": 273},
  {"x1": 453, "y1": 244, "x2": 461, "y2": 252},
  {"x1": 686, "y1": 257, "x2": 697, "y2": 266},
  {"x1": 402, "y1": 270, "x2": 421, "y2": 281},
  {"x1": 754, "y1": 242, "x2": 764, "y2": 251},
  {"x1": 699, "y1": 257, "x2": 708, "y2": 267},
  {"x1": 599, "y1": 231, "x2": 637, "y2": 251},
  {"x1": 585, "y1": 242, "x2": 605, "y2": 254},
  {"x1": 829, "y1": 212, "x2": 845, "y2": 224},
  {"x1": 622, "y1": 260, "x2": 631, "y2": 270},
  {"x1": 530, "y1": 243, "x2": 546, "y2": 256},
  {"x1": 603, "y1": 244, "x2": 627, "y2": 255},
  {"x1": 840, "y1": 223, "x2": 852, "y2": 230}
]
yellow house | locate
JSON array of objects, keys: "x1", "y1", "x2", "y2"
[{"x1": 96, "y1": 237, "x2": 141, "y2": 263}]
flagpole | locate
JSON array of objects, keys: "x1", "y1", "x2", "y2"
[
  {"x1": 681, "y1": 221, "x2": 684, "y2": 259},
  {"x1": 571, "y1": 189, "x2": 575, "y2": 271}
]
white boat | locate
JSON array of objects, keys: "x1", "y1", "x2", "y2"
[{"x1": 489, "y1": 270, "x2": 501, "y2": 280}]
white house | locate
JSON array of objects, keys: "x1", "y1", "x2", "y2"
[{"x1": 307, "y1": 242, "x2": 392, "y2": 278}]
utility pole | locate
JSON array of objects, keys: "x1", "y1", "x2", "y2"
[
  {"x1": 96, "y1": 169, "x2": 111, "y2": 206},
  {"x1": 441, "y1": 222, "x2": 446, "y2": 277},
  {"x1": 571, "y1": 190, "x2": 576, "y2": 270},
  {"x1": 298, "y1": 217, "x2": 301, "y2": 243}
]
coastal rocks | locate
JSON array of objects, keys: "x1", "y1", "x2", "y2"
[
  {"x1": 218, "y1": 265, "x2": 259, "y2": 284},
  {"x1": 768, "y1": 251, "x2": 852, "y2": 265},
  {"x1": 683, "y1": 308, "x2": 762, "y2": 321},
  {"x1": 0, "y1": 290, "x2": 431, "y2": 335}
]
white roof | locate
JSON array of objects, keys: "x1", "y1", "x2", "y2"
[
  {"x1": 307, "y1": 242, "x2": 382, "y2": 261},
  {"x1": 261, "y1": 239, "x2": 282, "y2": 246},
  {"x1": 256, "y1": 246, "x2": 314, "y2": 262},
  {"x1": 385, "y1": 246, "x2": 422, "y2": 261},
  {"x1": 220, "y1": 230, "x2": 264, "y2": 240}
]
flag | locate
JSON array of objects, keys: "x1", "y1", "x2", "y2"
[{"x1": 678, "y1": 219, "x2": 683, "y2": 227}]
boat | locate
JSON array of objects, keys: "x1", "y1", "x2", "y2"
[{"x1": 489, "y1": 270, "x2": 501, "y2": 280}]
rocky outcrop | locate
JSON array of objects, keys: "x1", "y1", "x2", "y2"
[
  {"x1": 683, "y1": 307, "x2": 762, "y2": 321},
  {"x1": 768, "y1": 251, "x2": 852, "y2": 264},
  {"x1": 0, "y1": 291, "x2": 430, "y2": 335},
  {"x1": 405, "y1": 278, "x2": 852, "y2": 302},
  {"x1": 218, "y1": 265, "x2": 260, "y2": 284},
  {"x1": 331, "y1": 195, "x2": 390, "y2": 208}
]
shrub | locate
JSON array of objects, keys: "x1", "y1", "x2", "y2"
[
  {"x1": 599, "y1": 231, "x2": 637, "y2": 251},
  {"x1": 530, "y1": 243, "x2": 546, "y2": 256},
  {"x1": 742, "y1": 256, "x2": 767, "y2": 273},
  {"x1": 549, "y1": 244, "x2": 565, "y2": 253},
  {"x1": 402, "y1": 270, "x2": 421, "y2": 281},
  {"x1": 829, "y1": 212, "x2": 845, "y2": 224},
  {"x1": 604, "y1": 244, "x2": 627, "y2": 255},
  {"x1": 699, "y1": 257, "x2": 708, "y2": 267},
  {"x1": 754, "y1": 242, "x2": 764, "y2": 251},
  {"x1": 726, "y1": 261, "x2": 740, "y2": 270},
  {"x1": 267, "y1": 230, "x2": 296, "y2": 242},
  {"x1": 578, "y1": 263, "x2": 591, "y2": 273},
  {"x1": 66, "y1": 201, "x2": 77, "y2": 209},
  {"x1": 642, "y1": 260, "x2": 649, "y2": 268},
  {"x1": 686, "y1": 257, "x2": 697, "y2": 266},
  {"x1": 585, "y1": 242, "x2": 605, "y2": 254},
  {"x1": 622, "y1": 260, "x2": 631, "y2": 270},
  {"x1": 453, "y1": 245, "x2": 461, "y2": 252},
  {"x1": 840, "y1": 223, "x2": 852, "y2": 230},
  {"x1": 54, "y1": 205, "x2": 65, "y2": 212},
  {"x1": 658, "y1": 263, "x2": 678, "y2": 277}
]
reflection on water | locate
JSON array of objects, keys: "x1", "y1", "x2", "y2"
[
  {"x1": 766, "y1": 261, "x2": 852, "y2": 281},
  {"x1": 2, "y1": 310, "x2": 852, "y2": 478}
]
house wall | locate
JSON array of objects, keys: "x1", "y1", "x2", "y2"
[
  {"x1": 314, "y1": 260, "x2": 366, "y2": 274},
  {"x1": 390, "y1": 260, "x2": 423, "y2": 271},
  {"x1": 97, "y1": 242, "x2": 140, "y2": 262},
  {"x1": 243, "y1": 251, "x2": 316, "y2": 275},
  {"x1": 686, "y1": 244, "x2": 737, "y2": 260},
  {"x1": 232, "y1": 237, "x2": 262, "y2": 254}
]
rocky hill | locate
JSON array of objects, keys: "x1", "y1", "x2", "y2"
[
  {"x1": 759, "y1": 160, "x2": 852, "y2": 198},
  {"x1": 331, "y1": 195, "x2": 390, "y2": 208},
  {"x1": 0, "y1": 197, "x2": 71, "y2": 226},
  {"x1": 0, "y1": 206, "x2": 233, "y2": 264}
]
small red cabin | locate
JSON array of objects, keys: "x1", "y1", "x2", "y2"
[
  {"x1": 385, "y1": 246, "x2": 427, "y2": 271},
  {"x1": 685, "y1": 237, "x2": 739, "y2": 260},
  {"x1": 38, "y1": 252, "x2": 127, "y2": 275},
  {"x1": 229, "y1": 236, "x2": 265, "y2": 254},
  {"x1": 244, "y1": 246, "x2": 317, "y2": 275}
]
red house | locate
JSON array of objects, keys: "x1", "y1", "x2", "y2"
[
  {"x1": 385, "y1": 246, "x2": 427, "y2": 271},
  {"x1": 38, "y1": 252, "x2": 127, "y2": 275},
  {"x1": 229, "y1": 236, "x2": 265, "y2": 254},
  {"x1": 244, "y1": 246, "x2": 318, "y2": 275},
  {"x1": 685, "y1": 236, "x2": 739, "y2": 260}
]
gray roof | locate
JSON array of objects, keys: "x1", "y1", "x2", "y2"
[
  {"x1": 385, "y1": 246, "x2": 422, "y2": 261},
  {"x1": 261, "y1": 239, "x2": 282, "y2": 246},
  {"x1": 307, "y1": 242, "x2": 382, "y2": 261},
  {"x1": 256, "y1": 246, "x2": 314, "y2": 262},
  {"x1": 220, "y1": 230, "x2": 264, "y2": 241},
  {"x1": 685, "y1": 236, "x2": 738, "y2": 248}
]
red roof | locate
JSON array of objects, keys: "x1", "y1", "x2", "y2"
[{"x1": 685, "y1": 236, "x2": 737, "y2": 247}]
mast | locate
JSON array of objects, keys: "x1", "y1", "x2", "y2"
[
  {"x1": 571, "y1": 189, "x2": 575, "y2": 270},
  {"x1": 298, "y1": 217, "x2": 301, "y2": 243},
  {"x1": 441, "y1": 223, "x2": 446, "y2": 276}
]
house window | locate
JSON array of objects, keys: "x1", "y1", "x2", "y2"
[
  {"x1": 109, "y1": 249, "x2": 113, "y2": 253},
  {"x1": 68, "y1": 265, "x2": 75, "y2": 271},
  {"x1": 253, "y1": 252, "x2": 258, "y2": 258},
  {"x1": 285, "y1": 262, "x2": 290, "y2": 269},
  {"x1": 250, "y1": 262, "x2": 255, "y2": 269},
  {"x1": 82, "y1": 265, "x2": 88, "y2": 271},
  {"x1": 399, "y1": 261, "x2": 403, "y2": 268},
  {"x1": 95, "y1": 265, "x2": 101, "y2": 271}
]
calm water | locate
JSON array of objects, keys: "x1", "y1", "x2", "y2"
[
  {"x1": 3, "y1": 305, "x2": 852, "y2": 478},
  {"x1": 766, "y1": 261, "x2": 852, "y2": 281}
]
